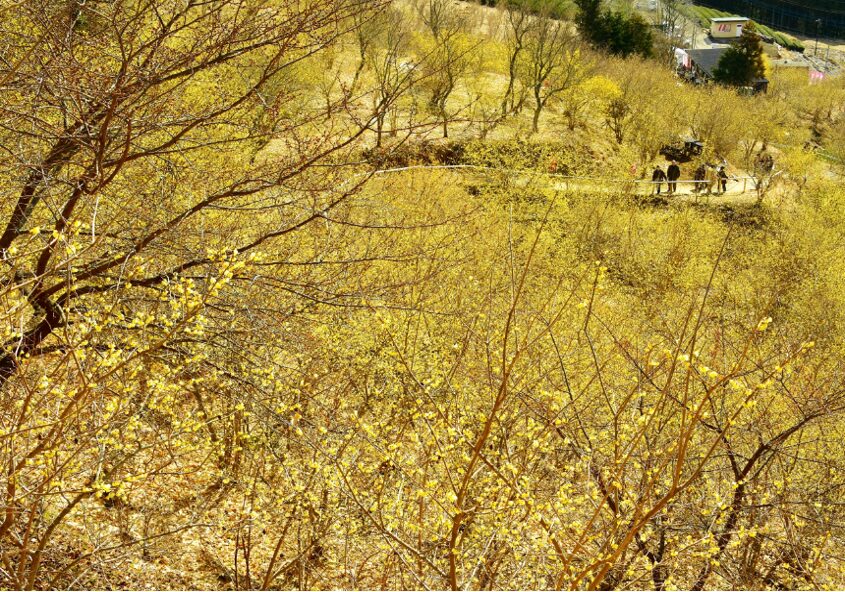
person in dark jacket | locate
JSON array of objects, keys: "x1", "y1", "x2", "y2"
[
  {"x1": 693, "y1": 164, "x2": 706, "y2": 194},
  {"x1": 667, "y1": 161, "x2": 681, "y2": 194},
  {"x1": 651, "y1": 165, "x2": 667, "y2": 195},
  {"x1": 755, "y1": 151, "x2": 774, "y2": 175},
  {"x1": 717, "y1": 165, "x2": 729, "y2": 194}
]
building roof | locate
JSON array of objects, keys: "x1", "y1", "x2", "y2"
[
  {"x1": 686, "y1": 48, "x2": 730, "y2": 78},
  {"x1": 711, "y1": 16, "x2": 749, "y2": 22}
]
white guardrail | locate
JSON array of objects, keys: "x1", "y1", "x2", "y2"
[{"x1": 367, "y1": 164, "x2": 762, "y2": 193}]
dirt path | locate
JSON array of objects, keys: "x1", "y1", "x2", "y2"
[
  {"x1": 539, "y1": 175, "x2": 762, "y2": 206},
  {"x1": 369, "y1": 165, "x2": 765, "y2": 207}
]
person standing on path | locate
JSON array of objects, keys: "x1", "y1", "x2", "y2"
[
  {"x1": 704, "y1": 165, "x2": 717, "y2": 196},
  {"x1": 717, "y1": 165, "x2": 729, "y2": 194},
  {"x1": 667, "y1": 161, "x2": 681, "y2": 194},
  {"x1": 693, "y1": 164, "x2": 706, "y2": 194},
  {"x1": 652, "y1": 165, "x2": 667, "y2": 195}
]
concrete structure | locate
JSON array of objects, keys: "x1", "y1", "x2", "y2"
[{"x1": 710, "y1": 17, "x2": 750, "y2": 39}]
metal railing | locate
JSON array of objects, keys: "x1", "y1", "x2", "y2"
[{"x1": 368, "y1": 164, "x2": 762, "y2": 195}]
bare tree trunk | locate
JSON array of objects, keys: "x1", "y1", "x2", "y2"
[
  {"x1": 376, "y1": 112, "x2": 385, "y2": 147},
  {"x1": 502, "y1": 50, "x2": 520, "y2": 116}
]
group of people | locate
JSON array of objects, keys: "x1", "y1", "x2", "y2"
[
  {"x1": 651, "y1": 162, "x2": 730, "y2": 196},
  {"x1": 754, "y1": 150, "x2": 775, "y2": 176},
  {"x1": 650, "y1": 161, "x2": 681, "y2": 195},
  {"x1": 694, "y1": 163, "x2": 730, "y2": 195}
]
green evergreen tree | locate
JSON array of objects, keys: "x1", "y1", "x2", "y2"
[
  {"x1": 575, "y1": 0, "x2": 653, "y2": 58},
  {"x1": 574, "y1": 0, "x2": 602, "y2": 41},
  {"x1": 713, "y1": 22, "x2": 767, "y2": 86}
]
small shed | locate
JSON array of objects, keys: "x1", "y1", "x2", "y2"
[
  {"x1": 710, "y1": 17, "x2": 749, "y2": 40},
  {"x1": 677, "y1": 48, "x2": 769, "y2": 93}
]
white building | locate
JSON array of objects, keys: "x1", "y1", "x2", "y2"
[{"x1": 710, "y1": 17, "x2": 749, "y2": 40}]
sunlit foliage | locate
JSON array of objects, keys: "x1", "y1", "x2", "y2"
[{"x1": 1, "y1": 0, "x2": 845, "y2": 589}]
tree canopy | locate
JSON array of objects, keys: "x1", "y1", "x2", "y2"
[
  {"x1": 713, "y1": 23, "x2": 768, "y2": 86},
  {"x1": 575, "y1": 0, "x2": 654, "y2": 58},
  {"x1": 1, "y1": 0, "x2": 845, "y2": 589}
]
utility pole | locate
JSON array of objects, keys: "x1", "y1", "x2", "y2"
[{"x1": 814, "y1": 19, "x2": 822, "y2": 57}]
